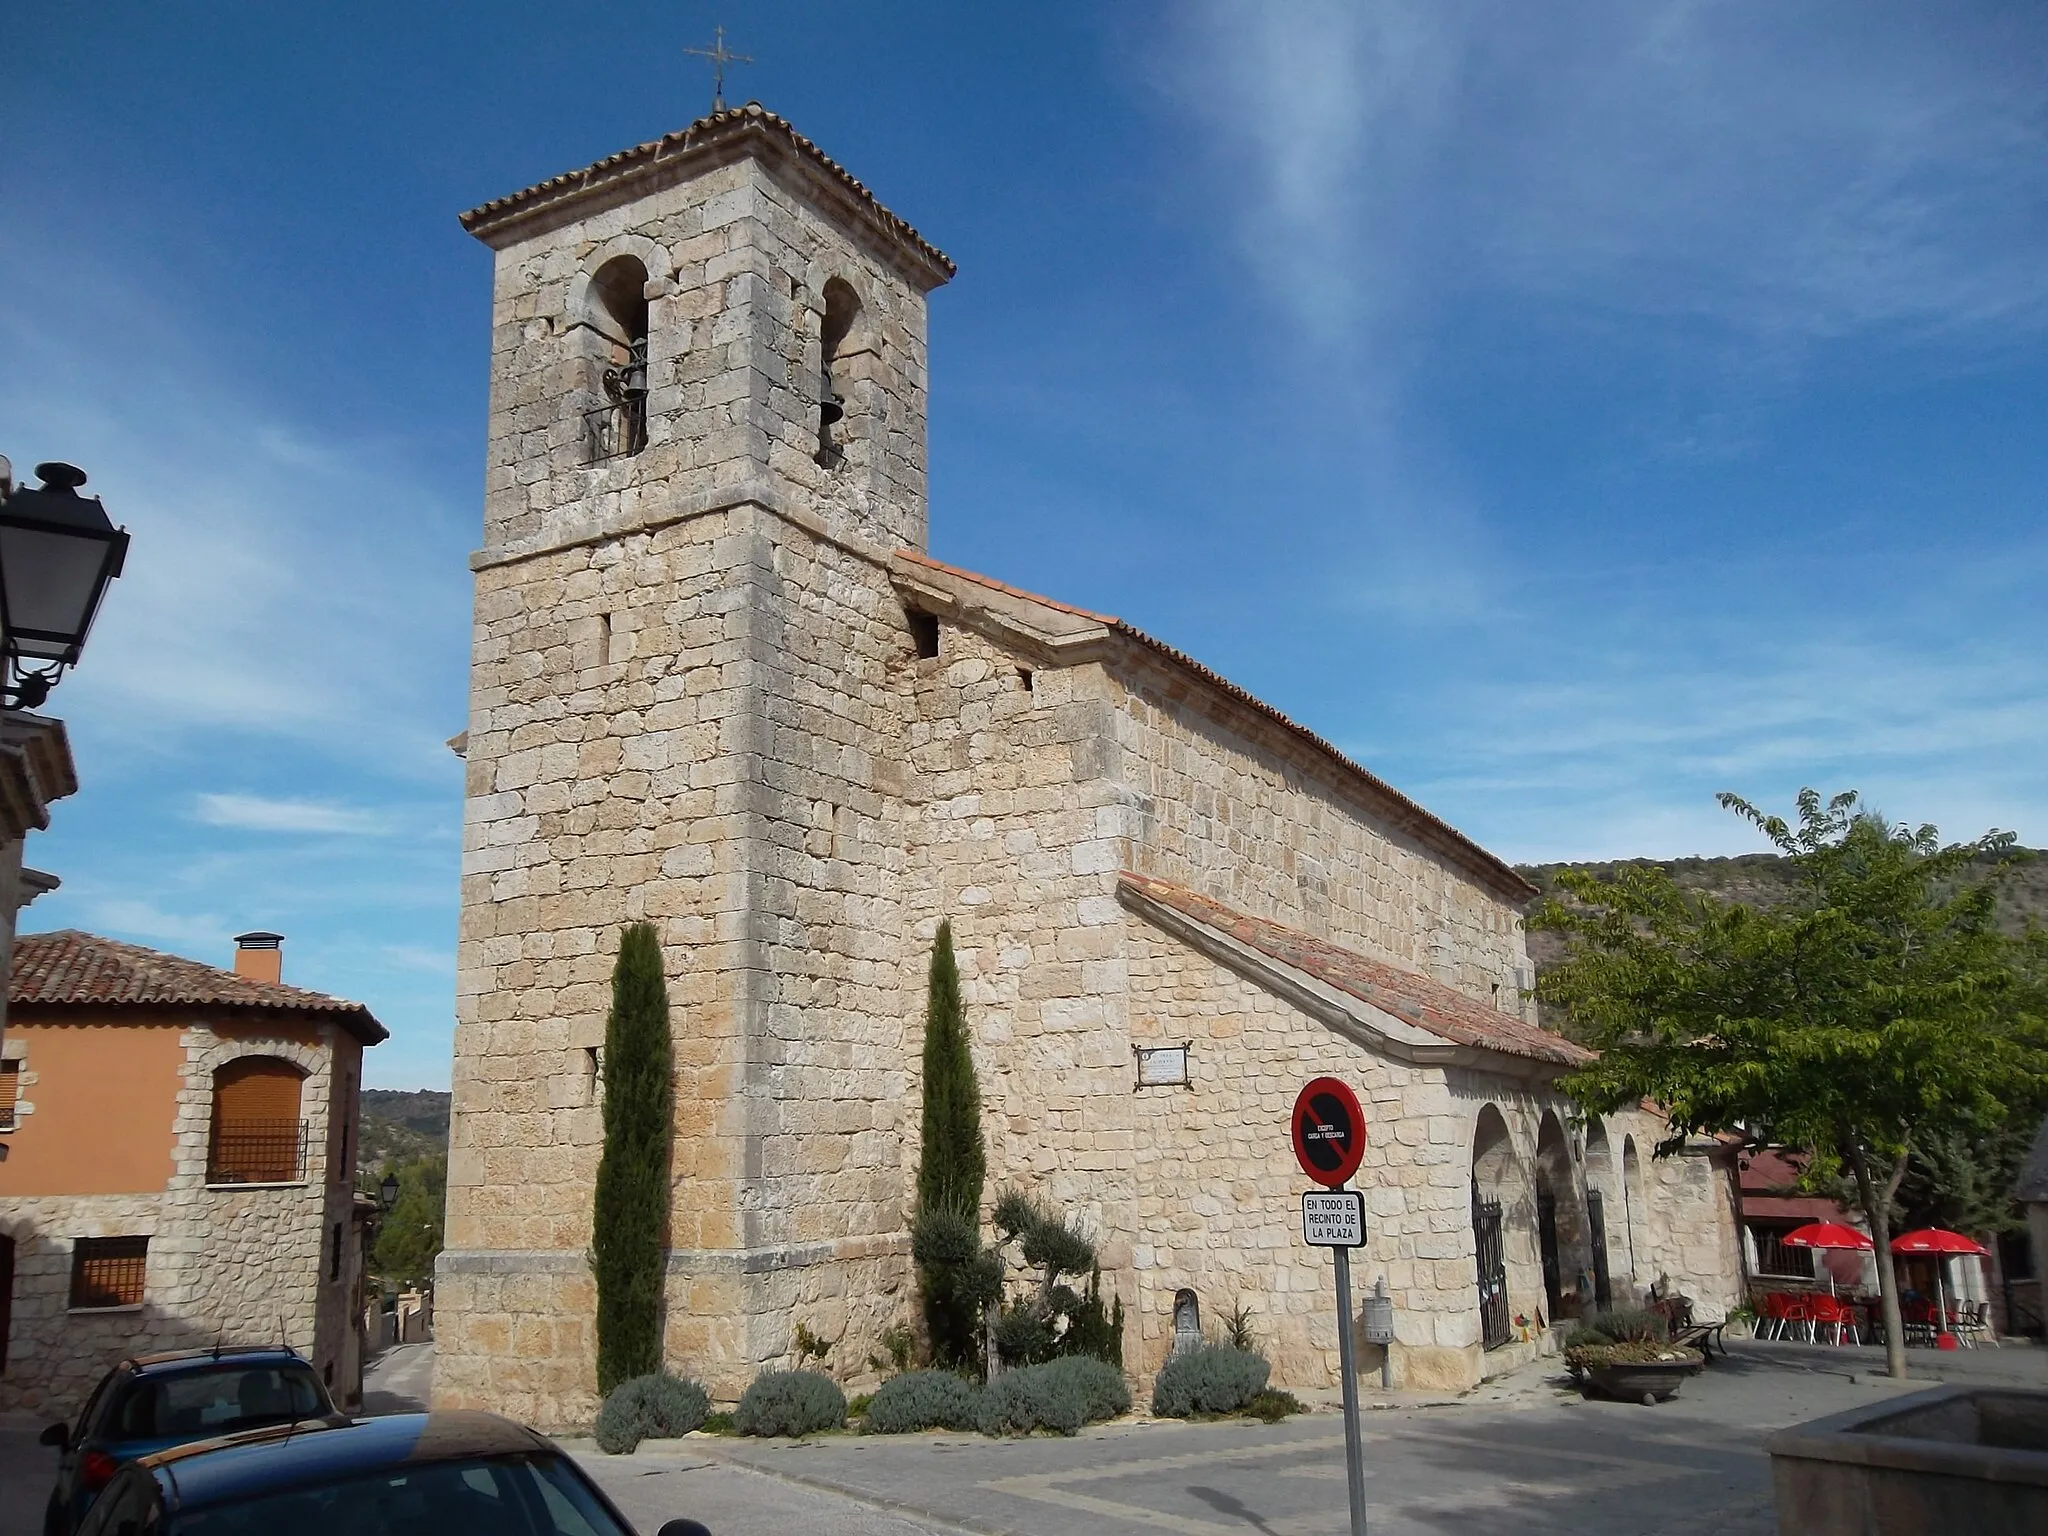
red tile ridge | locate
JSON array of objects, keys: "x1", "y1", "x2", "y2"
[{"x1": 459, "y1": 102, "x2": 954, "y2": 283}]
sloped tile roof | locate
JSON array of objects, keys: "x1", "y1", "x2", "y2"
[
  {"x1": 894, "y1": 550, "x2": 1536, "y2": 903},
  {"x1": 11, "y1": 930, "x2": 387, "y2": 1044},
  {"x1": 1120, "y1": 872, "x2": 1590, "y2": 1068},
  {"x1": 459, "y1": 102, "x2": 955, "y2": 286}
]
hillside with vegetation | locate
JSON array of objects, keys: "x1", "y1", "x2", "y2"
[
  {"x1": 1517, "y1": 846, "x2": 2048, "y2": 981},
  {"x1": 358, "y1": 1088, "x2": 451, "y2": 1176}
]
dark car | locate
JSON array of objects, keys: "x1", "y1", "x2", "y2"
[
  {"x1": 75, "y1": 1411, "x2": 710, "y2": 1536},
  {"x1": 42, "y1": 1346, "x2": 339, "y2": 1536}
]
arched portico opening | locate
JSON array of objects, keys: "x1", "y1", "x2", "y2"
[
  {"x1": 1621, "y1": 1134, "x2": 1649, "y2": 1291},
  {"x1": 1583, "y1": 1121, "x2": 1619, "y2": 1310},
  {"x1": 1471, "y1": 1106, "x2": 1521, "y2": 1350},
  {"x1": 1534, "y1": 1111, "x2": 1592, "y2": 1318}
]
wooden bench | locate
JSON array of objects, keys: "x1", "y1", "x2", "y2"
[
  {"x1": 1670, "y1": 1318, "x2": 1727, "y2": 1361},
  {"x1": 1652, "y1": 1297, "x2": 1728, "y2": 1363}
]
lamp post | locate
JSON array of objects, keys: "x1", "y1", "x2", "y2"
[
  {"x1": 0, "y1": 458, "x2": 130, "y2": 712},
  {"x1": 0, "y1": 453, "x2": 126, "y2": 1071},
  {"x1": 380, "y1": 1171, "x2": 400, "y2": 1211}
]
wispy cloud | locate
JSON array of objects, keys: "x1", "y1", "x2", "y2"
[
  {"x1": 0, "y1": 230, "x2": 471, "y2": 782},
  {"x1": 1160, "y1": 1, "x2": 2048, "y2": 349},
  {"x1": 193, "y1": 793, "x2": 393, "y2": 836}
]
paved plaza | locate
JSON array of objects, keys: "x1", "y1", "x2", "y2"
[{"x1": 1, "y1": 1340, "x2": 2040, "y2": 1536}]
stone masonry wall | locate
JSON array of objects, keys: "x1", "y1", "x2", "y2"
[
  {"x1": 444, "y1": 144, "x2": 940, "y2": 1421},
  {"x1": 1109, "y1": 657, "x2": 1534, "y2": 1010}
]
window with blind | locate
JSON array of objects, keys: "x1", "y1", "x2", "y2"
[
  {"x1": 207, "y1": 1058, "x2": 308, "y2": 1184},
  {"x1": 71, "y1": 1236, "x2": 148, "y2": 1308},
  {"x1": 0, "y1": 1060, "x2": 17, "y2": 1130}
]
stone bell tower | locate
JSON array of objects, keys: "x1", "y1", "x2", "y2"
[{"x1": 436, "y1": 105, "x2": 954, "y2": 1425}]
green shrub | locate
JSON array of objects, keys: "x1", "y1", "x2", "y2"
[
  {"x1": 1040, "y1": 1355, "x2": 1129, "y2": 1423},
  {"x1": 1243, "y1": 1388, "x2": 1304, "y2": 1422},
  {"x1": 592, "y1": 1372, "x2": 710, "y2": 1454},
  {"x1": 845, "y1": 1393, "x2": 873, "y2": 1419},
  {"x1": 700, "y1": 1410, "x2": 735, "y2": 1435},
  {"x1": 733, "y1": 1369, "x2": 845, "y2": 1437},
  {"x1": 977, "y1": 1362, "x2": 1088, "y2": 1437},
  {"x1": 866, "y1": 1370, "x2": 984, "y2": 1433},
  {"x1": 1575, "y1": 1306, "x2": 1667, "y2": 1346},
  {"x1": 1151, "y1": 1345, "x2": 1271, "y2": 1418}
]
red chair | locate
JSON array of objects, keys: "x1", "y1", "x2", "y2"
[
  {"x1": 1781, "y1": 1297, "x2": 1814, "y2": 1343},
  {"x1": 1810, "y1": 1294, "x2": 1857, "y2": 1345}
]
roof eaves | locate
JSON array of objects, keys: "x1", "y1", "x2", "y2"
[
  {"x1": 459, "y1": 103, "x2": 955, "y2": 288},
  {"x1": 1118, "y1": 873, "x2": 1587, "y2": 1072}
]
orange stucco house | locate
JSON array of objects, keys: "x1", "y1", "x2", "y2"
[{"x1": 0, "y1": 930, "x2": 384, "y2": 1415}]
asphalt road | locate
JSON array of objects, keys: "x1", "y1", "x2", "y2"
[{"x1": 3, "y1": 1338, "x2": 2039, "y2": 1536}]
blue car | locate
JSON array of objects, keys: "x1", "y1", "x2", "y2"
[
  {"x1": 42, "y1": 1346, "x2": 340, "y2": 1535},
  {"x1": 75, "y1": 1410, "x2": 711, "y2": 1536}
]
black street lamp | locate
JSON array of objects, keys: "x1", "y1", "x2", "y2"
[
  {"x1": 0, "y1": 458, "x2": 129, "y2": 711},
  {"x1": 379, "y1": 1171, "x2": 400, "y2": 1211}
]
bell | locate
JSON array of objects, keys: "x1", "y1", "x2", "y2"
[{"x1": 819, "y1": 374, "x2": 845, "y2": 427}]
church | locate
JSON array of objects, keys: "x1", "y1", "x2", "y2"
[{"x1": 434, "y1": 104, "x2": 1741, "y2": 1427}]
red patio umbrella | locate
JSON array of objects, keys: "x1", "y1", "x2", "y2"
[
  {"x1": 1782, "y1": 1222, "x2": 1873, "y2": 1295},
  {"x1": 1890, "y1": 1229, "x2": 1989, "y2": 1337},
  {"x1": 1889, "y1": 1228, "x2": 1989, "y2": 1256}
]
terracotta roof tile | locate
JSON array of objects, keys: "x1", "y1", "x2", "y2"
[
  {"x1": 459, "y1": 102, "x2": 955, "y2": 286},
  {"x1": 11, "y1": 930, "x2": 386, "y2": 1044},
  {"x1": 1120, "y1": 872, "x2": 1589, "y2": 1068},
  {"x1": 896, "y1": 550, "x2": 1535, "y2": 903}
]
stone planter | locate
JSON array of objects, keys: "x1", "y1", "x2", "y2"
[
  {"x1": 1767, "y1": 1385, "x2": 2048, "y2": 1536},
  {"x1": 1581, "y1": 1357, "x2": 1699, "y2": 1405}
]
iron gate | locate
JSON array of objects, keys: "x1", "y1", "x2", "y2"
[
  {"x1": 1474, "y1": 1195, "x2": 1512, "y2": 1350},
  {"x1": 1588, "y1": 1189, "x2": 1613, "y2": 1311}
]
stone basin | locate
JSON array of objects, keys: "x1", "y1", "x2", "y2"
[{"x1": 1767, "y1": 1384, "x2": 2048, "y2": 1536}]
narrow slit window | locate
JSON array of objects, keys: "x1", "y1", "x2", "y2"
[
  {"x1": 909, "y1": 611, "x2": 940, "y2": 660},
  {"x1": 0, "y1": 1060, "x2": 18, "y2": 1130},
  {"x1": 1018, "y1": 668, "x2": 1034, "y2": 692}
]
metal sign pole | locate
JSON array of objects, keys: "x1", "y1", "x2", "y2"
[{"x1": 1332, "y1": 1203, "x2": 1368, "y2": 1536}]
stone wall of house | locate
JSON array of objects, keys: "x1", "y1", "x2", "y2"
[{"x1": 0, "y1": 1018, "x2": 359, "y2": 1416}]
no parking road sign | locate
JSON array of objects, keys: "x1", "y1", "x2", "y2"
[
  {"x1": 1291, "y1": 1075, "x2": 1371, "y2": 1536},
  {"x1": 1291, "y1": 1076, "x2": 1366, "y2": 1187}
]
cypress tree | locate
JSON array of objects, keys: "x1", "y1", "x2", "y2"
[
  {"x1": 592, "y1": 921, "x2": 673, "y2": 1395},
  {"x1": 916, "y1": 920, "x2": 984, "y2": 1219},
  {"x1": 913, "y1": 920, "x2": 991, "y2": 1367}
]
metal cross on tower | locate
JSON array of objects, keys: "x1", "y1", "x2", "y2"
[{"x1": 684, "y1": 25, "x2": 754, "y2": 113}]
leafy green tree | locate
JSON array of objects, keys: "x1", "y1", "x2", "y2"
[
  {"x1": 912, "y1": 921, "x2": 998, "y2": 1370},
  {"x1": 371, "y1": 1156, "x2": 446, "y2": 1286},
  {"x1": 592, "y1": 922, "x2": 674, "y2": 1395},
  {"x1": 1534, "y1": 790, "x2": 2047, "y2": 1379}
]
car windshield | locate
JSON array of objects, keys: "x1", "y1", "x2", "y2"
[
  {"x1": 169, "y1": 1453, "x2": 632, "y2": 1536},
  {"x1": 108, "y1": 1367, "x2": 325, "y2": 1442}
]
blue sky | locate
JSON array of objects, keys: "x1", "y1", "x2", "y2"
[{"x1": 7, "y1": 2, "x2": 2045, "y2": 1089}]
